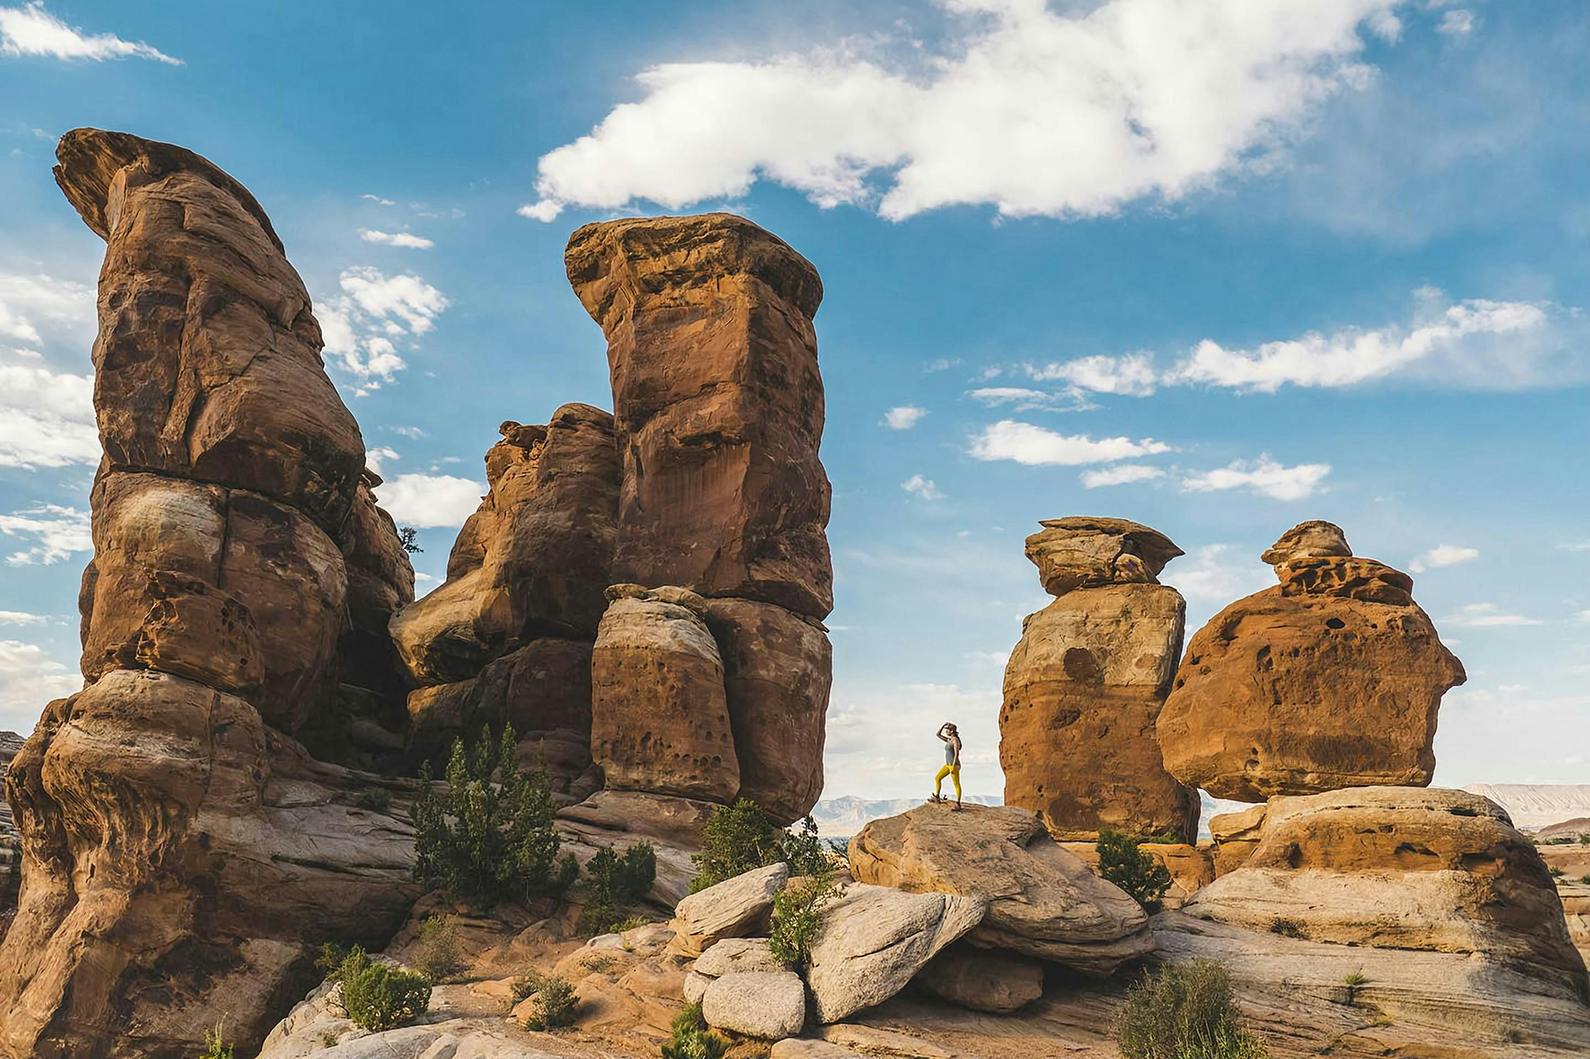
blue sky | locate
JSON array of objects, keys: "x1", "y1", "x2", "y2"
[{"x1": 0, "y1": 1, "x2": 1585, "y2": 801}]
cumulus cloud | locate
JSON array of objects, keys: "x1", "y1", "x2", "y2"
[
  {"x1": 0, "y1": 638, "x2": 80, "y2": 731},
  {"x1": 1410, "y1": 544, "x2": 1479, "y2": 573},
  {"x1": 0, "y1": 271, "x2": 94, "y2": 351},
  {"x1": 882, "y1": 405, "x2": 926, "y2": 430},
  {"x1": 1180, "y1": 456, "x2": 1331, "y2": 501},
  {"x1": 1442, "y1": 602, "x2": 1541, "y2": 628},
  {"x1": 1079, "y1": 464, "x2": 1165, "y2": 489},
  {"x1": 0, "y1": 2, "x2": 179, "y2": 64},
  {"x1": 0, "y1": 361, "x2": 98, "y2": 468},
  {"x1": 359, "y1": 229, "x2": 434, "y2": 250},
  {"x1": 521, "y1": 0, "x2": 1400, "y2": 222},
  {"x1": 373, "y1": 473, "x2": 483, "y2": 528},
  {"x1": 969, "y1": 420, "x2": 1171, "y2": 466},
  {"x1": 901, "y1": 474, "x2": 945, "y2": 501},
  {"x1": 318, "y1": 267, "x2": 449, "y2": 394},
  {"x1": 1027, "y1": 353, "x2": 1158, "y2": 396},
  {"x1": 0, "y1": 504, "x2": 91, "y2": 564},
  {"x1": 365, "y1": 446, "x2": 399, "y2": 476}
]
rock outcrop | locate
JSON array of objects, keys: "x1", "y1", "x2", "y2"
[
  {"x1": 1000, "y1": 518, "x2": 1198, "y2": 842},
  {"x1": 914, "y1": 944, "x2": 1044, "y2": 1014},
  {"x1": 1158, "y1": 521, "x2": 1465, "y2": 800},
  {"x1": 850, "y1": 803, "x2": 1153, "y2": 973},
  {"x1": 1183, "y1": 786, "x2": 1589, "y2": 997},
  {"x1": 0, "y1": 130, "x2": 418, "y2": 1059},
  {"x1": 670, "y1": 862, "x2": 788, "y2": 957},
  {"x1": 703, "y1": 970, "x2": 808, "y2": 1039}
]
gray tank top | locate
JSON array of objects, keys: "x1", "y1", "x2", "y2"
[{"x1": 945, "y1": 740, "x2": 956, "y2": 764}]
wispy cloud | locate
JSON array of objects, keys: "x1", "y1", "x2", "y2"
[
  {"x1": 0, "y1": 638, "x2": 79, "y2": 731},
  {"x1": 1080, "y1": 464, "x2": 1165, "y2": 489},
  {"x1": 969, "y1": 421, "x2": 1171, "y2": 467},
  {"x1": 966, "y1": 387, "x2": 1089, "y2": 413},
  {"x1": 0, "y1": 504, "x2": 91, "y2": 564},
  {"x1": 521, "y1": 0, "x2": 1401, "y2": 222},
  {"x1": 1180, "y1": 456, "x2": 1331, "y2": 501},
  {"x1": 0, "y1": 609, "x2": 47, "y2": 624},
  {"x1": 359, "y1": 229, "x2": 434, "y2": 250},
  {"x1": 1442, "y1": 602, "x2": 1541, "y2": 628},
  {"x1": 901, "y1": 474, "x2": 944, "y2": 501},
  {"x1": 0, "y1": 2, "x2": 180, "y2": 64},
  {"x1": 882, "y1": 405, "x2": 925, "y2": 430},
  {"x1": 1409, "y1": 544, "x2": 1479, "y2": 573}
]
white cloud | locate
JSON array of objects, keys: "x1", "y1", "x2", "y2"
[
  {"x1": 969, "y1": 420, "x2": 1171, "y2": 466},
  {"x1": 0, "y1": 2, "x2": 179, "y2": 64},
  {"x1": 1409, "y1": 543, "x2": 1479, "y2": 573},
  {"x1": 0, "y1": 271, "x2": 94, "y2": 350},
  {"x1": 374, "y1": 473, "x2": 483, "y2": 528},
  {"x1": 359, "y1": 229, "x2": 435, "y2": 250},
  {"x1": 0, "y1": 610, "x2": 46, "y2": 624},
  {"x1": 1027, "y1": 353, "x2": 1157, "y2": 396},
  {"x1": 966, "y1": 387, "x2": 1087, "y2": 412},
  {"x1": 1169, "y1": 292, "x2": 1573, "y2": 393},
  {"x1": 318, "y1": 267, "x2": 449, "y2": 393},
  {"x1": 522, "y1": 0, "x2": 1399, "y2": 222},
  {"x1": 365, "y1": 446, "x2": 399, "y2": 476},
  {"x1": 516, "y1": 200, "x2": 564, "y2": 223},
  {"x1": 0, "y1": 360, "x2": 98, "y2": 468},
  {"x1": 1442, "y1": 602, "x2": 1541, "y2": 628},
  {"x1": 1436, "y1": 9, "x2": 1475, "y2": 36},
  {"x1": 1079, "y1": 464, "x2": 1165, "y2": 489},
  {"x1": 882, "y1": 405, "x2": 926, "y2": 430},
  {"x1": 1180, "y1": 456, "x2": 1331, "y2": 501},
  {"x1": 901, "y1": 474, "x2": 945, "y2": 501},
  {"x1": 0, "y1": 638, "x2": 79, "y2": 731},
  {"x1": 361, "y1": 193, "x2": 396, "y2": 206},
  {"x1": 388, "y1": 425, "x2": 427, "y2": 439},
  {"x1": 0, "y1": 504, "x2": 91, "y2": 564}
]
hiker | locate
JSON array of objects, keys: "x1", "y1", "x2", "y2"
[{"x1": 932, "y1": 721, "x2": 963, "y2": 810}]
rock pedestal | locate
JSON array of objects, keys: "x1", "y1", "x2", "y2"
[
  {"x1": 1158, "y1": 521, "x2": 1466, "y2": 800},
  {"x1": 999, "y1": 518, "x2": 1198, "y2": 842}
]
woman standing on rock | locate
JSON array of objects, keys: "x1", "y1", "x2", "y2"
[{"x1": 932, "y1": 722, "x2": 963, "y2": 810}]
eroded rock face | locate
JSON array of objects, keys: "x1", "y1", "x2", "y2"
[
  {"x1": 0, "y1": 130, "x2": 417, "y2": 1059},
  {"x1": 914, "y1": 944, "x2": 1044, "y2": 1014},
  {"x1": 566, "y1": 213, "x2": 833, "y2": 620},
  {"x1": 1183, "y1": 786, "x2": 1588, "y2": 997},
  {"x1": 1159, "y1": 525, "x2": 1465, "y2": 800},
  {"x1": 849, "y1": 803, "x2": 1152, "y2": 973},
  {"x1": 1000, "y1": 519, "x2": 1197, "y2": 842},
  {"x1": 590, "y1": 586, "x2": 739, "y2": 802}
]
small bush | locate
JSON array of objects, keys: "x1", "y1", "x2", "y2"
[
  {"x1": 1580, "y1": 834, "x2": 1590, "y2": 846},
  {"x1": 1579, "y1": 874, "x2": 1590, "y2": 886},
  {"x1": 769, "y1": 867, "x2": 841, "y2": 968},
  {"x1": 1549, "y1": 866, "x2": 1565, "y2": 879},
  {"x1": 1117, "y1": 960, "x2": 1269, "y2": 1059},
  {"x1": 356, "y1": 787, "x2": 392, "y2": 812},
  {"x1": 660, "y1": 1002, "x2": 730, "y2": 1059},
  {"x1": 580, "y1": 842, "x2": 658, "y2": 934},
  {"x1": 690, "y1": 800, "x2": 831, "y2": 892},
  {"x1": 340, "y1": 957, "x2": 431, "y2": 1031},
  {"x1": 512, "y1": 969, "x2": 546, "y2": 1004},
  {"x1": 198, "y1": 1021, "x2": 234, "y2": 1059},
  {"x1": 1097, "y1": 828, "x2": 1172, "y2": 912},
  {"x1": 523, "y1": 974, "x2": 578, "y2": 1031},
  {"x1": 414, "y1": 914, "x2": 463, "y2": 982},
  {"x1": 1341, "y1": 970, "x2": 1368, "y2": 1006},
  {"x1": 412, "y1": 724, "x2": 579, "y2": 906},
  {"x1": 315, "y1": 942, "x2": 355, "y2": 980}
]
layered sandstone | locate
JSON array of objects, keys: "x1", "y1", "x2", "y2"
[
  {"x1": 1159, "y1": 522, "x2": 1465, "y2": 800},
  {"x1": 0, "y1": 130, "x2": 418, "y2": 1059},
  {"x1": 1000, "y1": 518, "x2": 1197, "y2": 842}
]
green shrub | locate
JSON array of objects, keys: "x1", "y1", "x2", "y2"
[
  {"x1": 522, "y1": 974, "x2": 578, "y2": 1030},
  {"x1": 580, "y1": 842, "x2": 658, "y2": 934},
  {"x1": 198, "y1": 1021, "x2": 234, "y2": 1059},
  {"x1": 412, "y1": 723, "x2": 579, "y2": 906},
  {"x1": 690, "y1": 800, "x2": 831, "y2": 892},
  {"x1": 1117, "y1": 960, "x2": 1269, "y2": 1059},
  {"x1": 315, "y1": 941, "x2": 355, "y2": 980},
  {"x1": 660, "y1": 1002, "x2": 730, "y2": 1059},
  {"x1": 1097, "y1": 828, "x2": 1172, "y2": 912},
  {"x1": 769, "y1": 867, "x2": 841, "y2": 968},
  {"x1": 341, "y1": 959, "x2": 432, "y2": 1031},
  {"x1": 1580, "y1": 874, "x2": 1590, "y2": 886},
  {"x1": 511, "y1": 969, "x2": 545, "y2": 1003},
  {"x1": 356, "y1": 787, "x2": 392, "y2": 812},
  {"x1": 1579, "y1": 834, "x2": 1589, "y2": 846},
  {"x1": 1549, "y1": 866, "x2": 1565, "y2": 879},
  {"x1": 414, "y1": 914, "x2": 463, "y2": 982}
]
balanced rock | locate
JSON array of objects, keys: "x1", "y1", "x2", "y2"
[
  {"x1": 1183, "y1": 786, "x2": 1588, "y2": 996},
  {"x1": 805, "y1": 882, "x2": 986, "y2": 1023},
  {"x1": 566, "y1": 213, "x2": 833, "y2": 620},
  {"x1": 672, "y1": 863, "x2": 789, "y2": 957},
  {"x1": 703, "y1": 970, "x2": 807, "y2": 1040},
  {"x1": 849, "y1": 803, "x2": 1152, "y2": 973},
  {"x1": 591, "y1": 585, "x2": 740, "y2": 802},
  {"x1": 1000, "y1": 518, "x2": 1197, "y2": 842},
  {"x1": 914, "y1": 944, "x2": 1044, "y2": 1013},
  {"x1": 1023, "y1": 516, "x2": 1183, "y2": 596},
  {"x1": 1158, "y1": 522, "x2": 1465, "y2": 800},
  {"x1": 1259, "y1": 519, "x2": 1350, "y2": 565}
]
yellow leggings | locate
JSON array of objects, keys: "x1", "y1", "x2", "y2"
[{"x1": 934, "y1": 763, "x2": 962, "y2": 800}]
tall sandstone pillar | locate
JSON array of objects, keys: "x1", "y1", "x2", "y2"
[
  {"x1": 999, "y1": 518, "x2": 1199, "y2": 844},
  {"x1": 566, "y1": 215, "x2": 833, "y2": 823},
  {"x1": 0, "y1": 130, "x2": 417, "y2": 1059}
]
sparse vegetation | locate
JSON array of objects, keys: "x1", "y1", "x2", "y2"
[
  {"x1": 355, "y1": 787, "x2": 392, "y2": 812},
  {"x1": 690, "y1": 799, "x2": 831, "y2": 892},
  {"x1": 1579, "y1": 874, "x2": 1590, "y2": 886},
  {"x1": 398, "y1": 526, "x2": 423, "y2": 554},
  {"x1": 579, "y1": 842, "x2": 658, "y2": 934},
  {"x1": 412, "y1": 724, "x2": 579, "y2": 906},
  {"x1": 198, "y1": 1021, "x2": 234, "y2": 1059},
  {"x1": 340, "y1": 958, "x2": 431, "y2": 1032},
  {"x1": 660, "y1": 1002, "x2": 730, "y2": 1059},
  {"x1": 769, "y1": 866, "x2": 841, "y2": 968},
  {"x1": 521, "y1": 974, "x2": 578, "y2": 1030},
  {"x1": 511, "y1": 969, "x2": 546, "y2": 1004},
  {"x1": 1549, "y1": 866, "x2": 1565, "y2": 879},
  {"x1": 1097, "y1": 827, "x2": 1173, "y2": 912},
  {"x1": 1342, "y1": 970, "x2": 1368, "y2": 1006},
  {"x1": 1117, "y1": 960, "x2": 1270, "y2": 1059},
  {"x1": 414, "y1": 914, "x2": 463, "y2": 982},
  {"x1": 1269, "y1": 918, "x2": 1306, "y2": 939}
]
